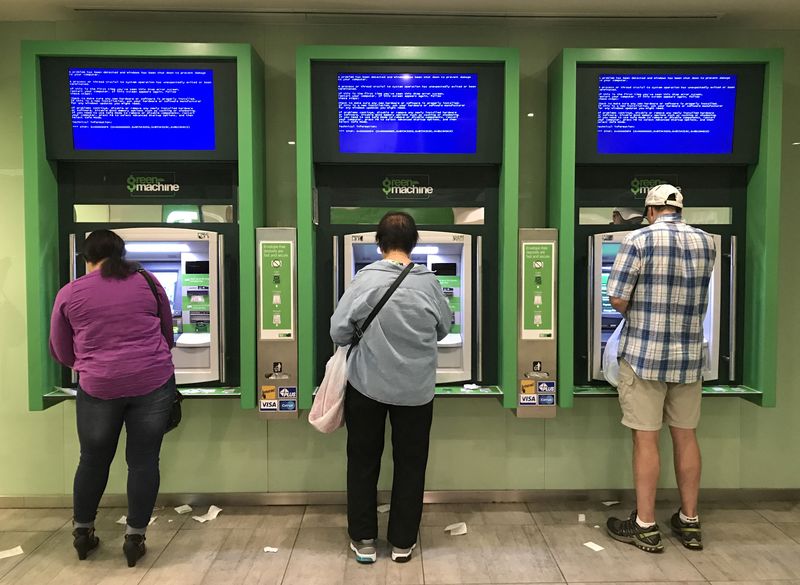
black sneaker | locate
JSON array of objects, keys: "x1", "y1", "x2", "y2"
[
  {"x1": 607, "y1": 511, "x2": 664, "y2": 553},
  {"x1": 72, "y1": 527, "x2": 99, "y2": 560},
  {"x1": 671, "y1": 511, "x2": 703, "y2": 550},
  {"x1": 123, "y1": 534, "x2": 146, "y2": 567}
]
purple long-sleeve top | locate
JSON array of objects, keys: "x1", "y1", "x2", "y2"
[{"x1": 49, "y1": 269, "x2": 175, "y2": 399}]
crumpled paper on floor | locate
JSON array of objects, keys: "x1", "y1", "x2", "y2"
[
  {"x1": 0, "y1": 546, "x2": 23, "y2": 560},
  {"x1": 174, "y1": 505, "x2": 193, "y2": 514},
  {"x1": 377, "y1": 504, "x2": 391, "y2": 513},
  {"x1": 444, "y1": 522, "x2": 468, "y2": 536},
  {"x1": 583, "y1": 541, "x2": 604, "y2": 552},
  {"x1": 192, "y1": 505, "x2": 223, "y2": 523},
  {"x1": 263, "y1": 546, "x2": 279, "y2": 553}
]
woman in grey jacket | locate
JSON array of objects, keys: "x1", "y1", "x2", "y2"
[{"x1": 330, "y1": 212, "x2": 452, "y2": 564}]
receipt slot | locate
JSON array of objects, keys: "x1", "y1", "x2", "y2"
[
  {"x1": 256, "y1": 228, "x2": 299, "y2": 419},
  {"x1": 343, "y1": 230, "x2": 473, "y2": 384},
  {"x1": 109, "y1": 227, "x2": 225, "y2": 385},
  {"x1": 516, "y1": 229, "x2": 558, "y2": 417}
]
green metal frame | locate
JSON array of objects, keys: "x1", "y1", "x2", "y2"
[
  {"x1": 21, "y1": 41, "x2": 265, "y2": 411},
  {"x1": 547, "y1": 48, "x2": 783, "y2": 408},
  {"x1": 296, "y1": 45, "x2": 520, "y2": 410}
]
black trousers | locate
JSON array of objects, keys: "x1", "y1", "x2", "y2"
[
  {"x1": 345, "y1": 383, "x2": 434, "y2": 549},
  {"x1": 73, "y1": 376, "x2": 174, "y2": 529}
]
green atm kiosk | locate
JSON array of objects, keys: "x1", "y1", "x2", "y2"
[
  {"x1": 264, "y1": 45, "x2": 557, "y2": 418},
  {"x1": 22, "y1": 41, "x2": 265, "y2": 411},
  {"x1": 548, "y1": 49, "x2": 782, "y2": 407}
]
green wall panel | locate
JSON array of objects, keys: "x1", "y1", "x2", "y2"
[{"x1": 1, "y1": 19, "x2": 799, "y2": 496}]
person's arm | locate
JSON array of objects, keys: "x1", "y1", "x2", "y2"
[
  {"x1": 49, "y1": 287, "x2": 75, "y2": 368},
  {"x1": 153, "y1": 279, "x2": 175, "y2": 349},
  {"x1": 606, "y1": 237, "x2": 641, "y2": 317},
  {"x1": 434, "y1": 287, "x2": 453, "y2": 341},
  {"x1": 330, "y1": 284, "x2": 370, "y2": 347}
]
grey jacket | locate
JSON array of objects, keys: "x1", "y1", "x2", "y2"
[{"x1": 330, "y1": 260, "x2": 452, "y2": 406}]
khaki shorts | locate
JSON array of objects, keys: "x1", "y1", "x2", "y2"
[{"x1": 617, "y1": 359, "x2": 702, "y2": 431}]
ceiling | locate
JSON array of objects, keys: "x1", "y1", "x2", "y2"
[{"x1": 1, "y1": 0, "x2": 799, "y2": 29}]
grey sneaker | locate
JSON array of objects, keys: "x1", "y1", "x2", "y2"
[
  {"x1": 350, "y1": 539, "x2": 377, "y2": 564},
  {"x1": 391, "y1": 543, "x2": 416, "y2": 563}
]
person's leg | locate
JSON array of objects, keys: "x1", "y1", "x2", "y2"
[
  {"x1": 123, "y1": 376, "x2": 174, "y2": 533},
  {"x1": 73, "y1": 389, "x2": 126, "y2": 526},
  {"x1": 665, "y1": 379, "x2": 703, "y2": 518},
  {"x1": 344, "y1": 383, "x2": 387, "y2": 543},
  {"x1": 670, "y1": 426, "x2": 701, "y2": 517},
  {"x1": 633, "y1": 429, "x2": 661, "y2": 523},
  {"x1": 386, "y1": 398, "x2": 434, "y2": 550}
]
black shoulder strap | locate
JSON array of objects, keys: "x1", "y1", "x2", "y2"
[
  {"x1": 138, "y1": 269, "x2": 162, "y2": 319},
  {"x1": 348, "y1": 262, "x2": 414, "y2": 359}
]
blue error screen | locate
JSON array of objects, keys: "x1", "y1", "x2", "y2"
[
  {"x1": 597, "y1": 74, "x2": 737, "y2": 155},
  {"x1": 338, "y1": 73, "x2": 478, "y2": 154},
  {"x1": 69, "y1": 68, "x2": 215, "y2": 151}
]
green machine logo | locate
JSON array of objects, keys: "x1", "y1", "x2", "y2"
[
  {"x1": 629, "y1": 176, "x2": 680, "y2": 199},
  {"x1": 381, "y1": 175, "x2": 433, "y2": 200},
  {"x1": 126, "y1": 172, "x2": 181, "y2": 195}
]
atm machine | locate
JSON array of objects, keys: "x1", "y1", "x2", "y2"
[
  {"x1": 343, "y1": 230, "x2": 473, "y2": 384},
  {"x1": 71, "y1": 227, "x2": 226, "y2": 385},
  {"x1": 588, "y1": 230, "x2": 723, "y2": 383}
]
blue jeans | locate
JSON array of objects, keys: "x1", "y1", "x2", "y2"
[{"x1": 73, "y1": 376, "x2": 175, "y2": 529}]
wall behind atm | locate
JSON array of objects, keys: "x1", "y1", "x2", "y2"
[{"x1": 1, "y1": 17, "x2": 798, "y2": 496}]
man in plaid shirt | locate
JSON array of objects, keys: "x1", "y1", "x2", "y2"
[{"x1": 605, "y1": 184, "x2": 716, "y2": 554}]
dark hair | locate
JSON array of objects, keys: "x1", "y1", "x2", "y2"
[
  {"x1": 82, "y1": 230, "x2": 138, "y2": 279},
  {"x1": 375, "y1": 212, "x2": 419, "y2": 255}
]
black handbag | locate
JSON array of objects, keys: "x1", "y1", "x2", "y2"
[{"x1": 138, "y1": 269, "x2": 184, "y2": 433}]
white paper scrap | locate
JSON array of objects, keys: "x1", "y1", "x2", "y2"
[
  {"x1": 602, "y1": 501, "x2": 620, "y2": 507},
  {"x1": 578, "y1": 514, "x2": 586, "y2": 523},
  {"x1": 192, "y1": 505, "x2": 223, "y2": 523},
  {"x1": 0, "y1": 546, "x2": 24, "y2": 560},
  {"x1": 116, "y1": 515, "x2": 127, "y2": 525},
  {"x1": 263, "y1": 546, "x2": 279, "y2": 553},
  {"x1": 594, "y1": 525, "x2": 600, "y2": 529},
  {"x1": 444, "y1": 522, "x2": 468, "y2": 536},
  {"x1": 174, "y1": 504, "x2": 193, "y2": 514},
  {"x1": 463, "y1": 384, "x2": 480, "y2": 390},
  {"x1": 149, "y1": 517, "x2": 157, "y2": 526},
  {"x1": 377, "y1": 504, "x2": 391, "y2": 513},
  {"x1": 168, "y1": 520, "x2": 174, "y2": 523},
  {"x1": 583, "y1": 541, "x2": 605, "y2": 552}
]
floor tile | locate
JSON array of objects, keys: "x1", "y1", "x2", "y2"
[
  {"x1": 282, "y1": 526, "x2": 423, "y2": 585},
  {"x1": 0, "y1": 526, "x2": 177, "y2": 585},
  {"x1": 422, "y1": 503, "x2": 535, "y2": 527},
  {"x1": 199, "y1": 525, "x2": 298, "y2": 585},
  {"x1": 0, "y1": 508, "x2": 71, "y2": 532},
  {"x1": 682, "y1": 522, "x2": 800, "y2": 581},
  {"x1": 539, "y1": 524, "x2": 704, "y2": 582},
  {"x1": 301, "y1": 505, "x2": 349, "y2": 529},
  {"x1": 0, "y1": 531, "x2": 52, "y2": 580},
  {"x1": 774, "y1": 522, "x2": 800, "y2": 544},
  {"x1": 753, "y1": 501, "x2": 800, "y2": 524},
  {"x1": 420, "y1": 524, "x2": 563, "y2": 584},
  {"x1": 179, "y1": 505, "x2": 304, "y2": 531},
  {"x1": 138, "y1": 528, "x2": 229, "y2": 585}
]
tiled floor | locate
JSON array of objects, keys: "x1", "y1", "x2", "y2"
[{"x1": 1, "y1": 498, "x2": 800, "y2": 584}]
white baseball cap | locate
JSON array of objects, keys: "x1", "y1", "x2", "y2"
[{"x1": 644, "y1": 184, "x2": 683, "y2": 209}]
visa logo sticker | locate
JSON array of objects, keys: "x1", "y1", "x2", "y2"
[
  {"x1": 279, "y1": 386, "x2": 297, "y2": 399},
  {"x1": 519, "y1": 394, "x2": 538, "y2": 405},
  {"x1": 538, "y1": 394, "x2": 556, "y2": 406},
  {"x1": 279, "y1": 400, "x2": 297, "y2": 412},
  {"x1": 260, "y1": 400, "x2": 278, "y2": 411},
  {"x1": 537, "y1": 381, "x2": 556, "y2": 393}
]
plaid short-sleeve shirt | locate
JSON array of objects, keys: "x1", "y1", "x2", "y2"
[{"x1": 606, "y1": 214, "x2": 716, "y2": 383}]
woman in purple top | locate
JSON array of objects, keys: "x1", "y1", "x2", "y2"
[{"x1": 49, "y1": 230, "x2": 176, "y2": 567}]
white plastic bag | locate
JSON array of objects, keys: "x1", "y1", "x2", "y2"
[
  {"x1": 602, "y1": 320, "x2": 625, "y2": 387},
  {"x1": 308, "y1": 346, "x2": 348, "y2": 433}
]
